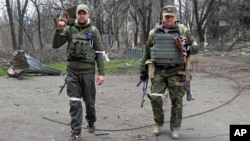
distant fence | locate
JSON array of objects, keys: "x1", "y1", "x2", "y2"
[
  {"x1": 127, "y1": 49, "x2": 144, "y2": 60},
  {"x1": 0, "y1": 60, "x2": 11, "y2": 69}
]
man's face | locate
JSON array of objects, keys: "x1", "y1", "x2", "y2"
[
  {"x1": 76, "y1": 10, "x2": 89, "y2": 24},
  {"x1": 162, "y1": 14, "x2": 177, "y2": 28}
]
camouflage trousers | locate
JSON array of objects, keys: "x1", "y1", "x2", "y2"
[
  {"x1": 66, "y1": 70, "x2": 96, "y2": 134},
  {"x1": 150, "y1": 68, "x2": 186, "y2": 131}
]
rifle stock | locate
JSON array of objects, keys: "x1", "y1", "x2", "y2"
[
  {"x1": 174, "y1": 37, "x2": 187, "y2": 56},
  {"x1": 174, "y1": 36, "x2": 194, "y2": 101}
]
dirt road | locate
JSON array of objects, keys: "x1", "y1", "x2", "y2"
[{"x1": 0, "y1": 55, "x2": 250, "y2": 141}]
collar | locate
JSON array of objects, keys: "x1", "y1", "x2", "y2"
[{"x1": 74, "y1": 18, "x2": 91, "y2": 28}]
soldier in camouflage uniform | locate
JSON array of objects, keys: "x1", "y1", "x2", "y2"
[
  {"x1": 52, "y1": 4, "x2": 105, "y2": 141},
  {"x1": 140, "y1": 5, "x2": 199, "y2": 139}
]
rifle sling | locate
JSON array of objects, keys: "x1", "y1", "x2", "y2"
[{"x1": 72, "y1": 25, "x2": 92, "y2": 43}]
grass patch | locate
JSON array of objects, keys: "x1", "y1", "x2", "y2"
[
  {"x1": 0, "y1": 68, "x2": 7, "y2": 76},
  {"x1": 104, "y1": 59, "x2": 140, "y2": 74},
  {"x1": 46, "y1": 59, "x2": 141, "y2": 74},
  {"x1": 47, "y1": 59, "x2": 141, "y2": 74},
  {"x1": 0, "y1": 59, "x2": 141, "y2": 76},
  {"x1": 47, "y1": 62, "x2": 67, "y2": 74},
  {"x1": 240, "y1": 55, "x2": 250, "y2": 63}
]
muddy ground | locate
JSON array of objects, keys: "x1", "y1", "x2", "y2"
[{"x1": 0, "y1": 54, "x2": 250, "y2": 141}]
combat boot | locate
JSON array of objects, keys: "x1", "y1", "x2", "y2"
[
  {"x1": 153, "y1": 125, "x2": 162, "y2": 136},
  {"x1": 171, "y1": 129, "x2": 180, "y2": 139},
  {"x1": 87, "y1": 122, "x2": 95, "y2": 133},
  {"x1": 68, "y1": 133, "x2": 82, "y2": 141}
]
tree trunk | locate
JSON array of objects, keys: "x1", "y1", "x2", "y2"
[
  {"x1": 17, "y1": 0, "x2": 29, "y2": 50},
  {"x1": 32, "y1": 1, "x2": 44, "y2": 49},
  {"x1": 5, "y1": 0, "x2": 17, "y2": 51}
]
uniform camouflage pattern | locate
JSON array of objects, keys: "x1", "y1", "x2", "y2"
[
  {"x1": 140, "y1": 23, "x2": 199, "y2": 131},
  {"x1": 151, "y1": 68, "x2": 185, "y2": 131}
]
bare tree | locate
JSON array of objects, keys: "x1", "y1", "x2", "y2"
[
  {"x1": 5, "y1": 0, "x2": 29, "y2": 51},
  {"x1": 5, "y1": 0, "x2": 17, "y2": 50},
  {"x1": 129, "y1": 0, "x2": 153, "y2": 47},
  {"x1": 16, "y1": 0, "x2": 29, "y2": 50},
  {"x1": 6, "y1": 0, "x2": 244, "y2": 62},
  {"x1": 92, "y1": 0, "x2": 103, "y2": 32},
  {"x1": 30, "y1": 0, "x2": 43, "y2": 49},
  {"x1": 176, "y1": 1, "x2": 195, "y2": 32},
  {"x1": 192, "y1": 0, "x2": 219, "y2": 52}
]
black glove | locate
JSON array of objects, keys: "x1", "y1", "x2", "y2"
[{"x1": 140, "y1": 71, "x2": 149, "y2": 81}]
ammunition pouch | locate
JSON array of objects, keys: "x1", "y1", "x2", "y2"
[
  {"x1": 67, "y1": 26, "x2": 95, "y2": 63},
  {"x1": 68, "y1": 40, "x2": 93, "y2": 60}
]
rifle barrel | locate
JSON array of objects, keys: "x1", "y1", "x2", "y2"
[
  {"x1": 136, "y1": 80, "x2": 142, "y2": 87},
  {"x1": 59, "y1": 82, "x2": 66, "y2": 94}
]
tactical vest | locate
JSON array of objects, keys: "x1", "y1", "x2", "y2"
[
  {"x1": 150, "y1": 25, "x2": 184, "y2": 65},
  {"x1": 67, "y1": 26, "x2": 96, "y2": 63}
]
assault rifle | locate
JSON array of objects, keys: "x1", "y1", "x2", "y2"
[
  {"x1": 59, "y1": 76, "x2": 67, "y2": 94},
  {"x1": 59, "y1": 81, "x2": 66, "y2": 94},
  {"x1": 136, "y1": 79, "x2": 148, "y2": 107},
  {"x1": 174, "y1": 37, "x2": 194, "y2": 101}
]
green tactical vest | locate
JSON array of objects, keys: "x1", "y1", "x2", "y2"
[
  {"x1": 67, "y1": 26, "x2": 96, "y2": 63},
  {"x1": 150, "y1": 25, "x2": 184, "y2": 65}
]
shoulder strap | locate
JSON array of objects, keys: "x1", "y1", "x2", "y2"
[{"x1": 72, "y1": 25, "x2": 92, "y2": 42}]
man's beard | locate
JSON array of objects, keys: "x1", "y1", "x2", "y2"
[
  {"x1": 77, "y1": 18, "x2": 89, "y2": 27},
  {"x1": 78, "y1": 20, "x2": 87, "y2": 25}
]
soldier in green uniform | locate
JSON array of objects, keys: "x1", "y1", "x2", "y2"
[
  {"x1": 52, "y1": 4, "x2": 105, "y2": 141},
  {"x1": 140, "y1": 5, "x2": 199, "y2": 139}
]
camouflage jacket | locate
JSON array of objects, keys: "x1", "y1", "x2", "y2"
[{"x1": 140, "y1": 23, "x2": 199, "y2": 72}]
